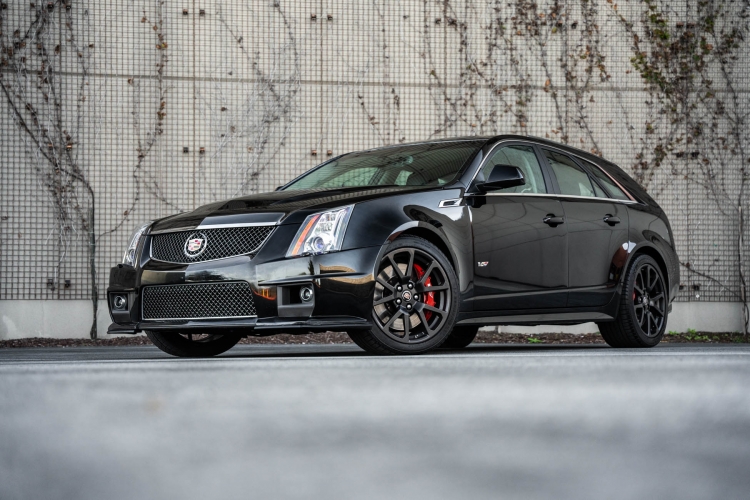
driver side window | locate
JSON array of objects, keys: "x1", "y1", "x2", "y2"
[{"x1": 479, "y1": 145, "x2": 547, "y2": 194}]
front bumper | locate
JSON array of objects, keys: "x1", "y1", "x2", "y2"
[{"x1": 107, "y1": 244, "x2": 382, "y2": 335}]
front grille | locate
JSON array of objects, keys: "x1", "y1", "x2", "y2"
[
  {"x1": 150, "y1": 226, "x2": 275, "y2": 264},
  {"x1": 141, "y1": 282, "x2": 257, "y2": 320}
]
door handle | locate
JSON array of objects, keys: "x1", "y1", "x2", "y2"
[
  {"x1": 543, "y1": 214, "x2": 565, "y2": 227},
  {"x1": 603, "y1": 215, "x2": 621, "y2": 226}
]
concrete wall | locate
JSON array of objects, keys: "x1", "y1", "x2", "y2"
[
  {"x1": 0, "y1": 301, "x2": 113, "y2": 340},
  {"x1": 0, "y1": 1, "x2": 748, "y2": 337}
]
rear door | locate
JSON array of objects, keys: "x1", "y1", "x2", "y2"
[
  {"x1": 469, "y1": 143, "x2": 568, "y2": 311},
  {"x1": 540, "y1": 149, "x2": 630, "y2": 307}
]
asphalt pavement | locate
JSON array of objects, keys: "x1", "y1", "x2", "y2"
[{"x1": 1, "y1": 343, "x2": 749, "y2": 500}]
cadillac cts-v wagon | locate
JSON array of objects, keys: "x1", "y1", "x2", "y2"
[{"x1": 108, "y1": 135, "x2": 679, "y2": 356}]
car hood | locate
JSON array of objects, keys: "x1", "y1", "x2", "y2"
[{"x1": 149, "y1": 185, "x2": 432, "y2": 233}]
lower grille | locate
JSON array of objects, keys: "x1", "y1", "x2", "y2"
[{"x1": 141, "y1": 282, "x2": 257, "y2": 320}]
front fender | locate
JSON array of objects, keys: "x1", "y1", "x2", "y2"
[
  {"x1": 386, "y1": 220, "x2": 459, "y2": 263},
  {"x1": 343, "y1": 189, "x2": 474, "y2": 295}
]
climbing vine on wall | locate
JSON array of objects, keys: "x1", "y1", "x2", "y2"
[
  {"x1": 615, "y1": 0, "x2": 749, "y2": 333},
  {"x1": 0, "y1": 0, "x2": 99, "y2": 335},
  {"x1": 199, "y1": 2, "x2": 301, "y2": 201},
  {"x1": 0, "y1": 0, "x2": 173, "y2": 337},
  {"x1": 412, "y1": 0, "x2": 611, "y2": 149}
]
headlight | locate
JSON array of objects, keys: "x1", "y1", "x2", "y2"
[
  {"x1": 122, "y1": 221, "x2": 153, "y2": 266},
  {"x1": 286, "y1": 205, "x2": 354, "y2": 258}
]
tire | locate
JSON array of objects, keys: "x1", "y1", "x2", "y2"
[
  {"x1": 441, "y1": 325, "x2": 479, "y2": 349},
  {"x1": 346, "y1": 329, "x2": 373, "y2": 352},
  {"x1": 597, "y1": 254, "x2": 668, "y2": 348},
  {"x1": 145, "y1": 331, "x2": 243, "y2": 357},
  {"x1": 347, "y1": 236, "x2": 460, "y2": 355}
]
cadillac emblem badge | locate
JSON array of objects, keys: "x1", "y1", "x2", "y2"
[{"x1": 184, "y1": 232, "x2": 208, "y2": 258}]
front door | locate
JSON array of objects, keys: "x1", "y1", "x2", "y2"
[{"x1": 469, "y1": 144, "x2": 568, "y2": 311}]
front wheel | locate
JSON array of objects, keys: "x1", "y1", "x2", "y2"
[
  {"x1": 348, "y1": 236, "x2": 459, "y2": 355},
  {"x1": 597, "y1": 254, "x2": 668, "y2": 348},
  {"x1": 145, "y1": 331, "x2": 243, "y2": 357}
]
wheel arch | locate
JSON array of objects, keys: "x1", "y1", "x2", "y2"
[
  {"x1": 627, "y1": 244, "x2": 670, "y2": 293},
  {"x1": 387, "y1": 223, "x2": 458, "y2": 273}
]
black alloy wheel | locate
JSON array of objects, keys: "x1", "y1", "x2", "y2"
[
  {"x1": 632, "y1": 263, "x2": 666, "y2": 337},
  {"x1": 145, "y1": 330, "x2": 242, "y2": 357},
  {"x1": 373, "y1": 247, "x2": 452, "y2": 343},
  {"x1": 598, "y1": 254, "x2": 668, "y2": 348},
  {"x1": 348, "y1": 236, "x2": 459, "y2": 354}
]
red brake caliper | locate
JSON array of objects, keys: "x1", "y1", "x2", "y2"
[{"x1": 413, "y1": 263, "x2": 436, "y2": 320}]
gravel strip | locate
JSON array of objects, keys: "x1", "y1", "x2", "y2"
[{"x1": 0, "y1": 331, "x2": 746, "y2": 348}]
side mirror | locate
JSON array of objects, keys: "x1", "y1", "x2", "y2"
[{"x1": 476, "y1": 164, "x2": 525, "y2": 193}]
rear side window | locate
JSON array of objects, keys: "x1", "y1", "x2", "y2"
[
  {"x1": 584, "y1": 160, "x2": 631, "y2": 200},
  {"x1": 543, "y1": 150, "x2": 599, "y2": 197}
]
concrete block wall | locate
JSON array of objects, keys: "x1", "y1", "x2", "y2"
[{"x1": 0, "y1": 1, "x2": 748, "y2": 338}]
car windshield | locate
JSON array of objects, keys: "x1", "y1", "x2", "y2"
[{"x1": 282, "y1": 141, "x2": 485, "y2": 190}]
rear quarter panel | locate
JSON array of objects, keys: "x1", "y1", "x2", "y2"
[{"x1": 626, "y1": 204, "x2": 680, "y2": 302}]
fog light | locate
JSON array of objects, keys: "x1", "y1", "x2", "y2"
[
  {"x1": 113, "y1": 295, "x2": 127, "y2": 310},
  {"x1": 300, "y1": 286, "x2": 314, "y2": 302}
]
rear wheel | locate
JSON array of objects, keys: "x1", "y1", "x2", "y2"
[
  {"x1": 145, "y1": 331, "x2": 242, "y2": 357},
  {"x1": 598, "y1": 254, "x2": 668, "y2": 348},
  {"x1": 441, "y1": 325, "x2": 479, "y2": 349},
  {"x1": 348, "y1": 236, "x2": 459, "y2": 355}
]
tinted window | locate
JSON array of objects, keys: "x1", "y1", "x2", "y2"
[
  {"x1": 591, "y1": 179, "x2": 607, "y2": 198},
  {"x1": 479, "y1": 145, "x2": 547, "y2": 194},
  {"x1": 308, "y1": 167, "x2": 379, "y2": 188},
  {"x1": 544, "y1": 150, "x2": 598, "y2": 197},
  {"x1": 283, "y1": 141, "x2": 484, "y2": 190},
  {"x1": 584, "y1": 160, "x2": 631, "y2": 200}
]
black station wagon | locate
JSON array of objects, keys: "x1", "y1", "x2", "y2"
[{"x1": 108, "y1": 136, "x2": 679, "y2": 356}]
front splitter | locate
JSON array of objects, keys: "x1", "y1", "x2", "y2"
[{"x1": 108, "y1": 316, "x2": 371, "y2": 335}]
